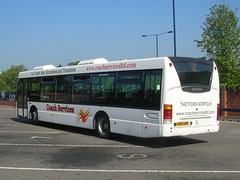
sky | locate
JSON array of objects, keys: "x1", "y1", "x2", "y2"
[{"x1": 0, "y1": 0, "x2": 240, "y2": 72}]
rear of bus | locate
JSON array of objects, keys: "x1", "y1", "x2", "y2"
[{"x1": 161, "y1": 57, "x2": 220, "y2": 137}]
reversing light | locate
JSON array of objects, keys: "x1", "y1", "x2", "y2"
[{"x1": 163, "y1": 104, "x2": 173, "y2": 124}]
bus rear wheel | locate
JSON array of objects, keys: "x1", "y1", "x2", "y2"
[{"x1": 96, "y1": 115, "x2": 111, "y2": 139}]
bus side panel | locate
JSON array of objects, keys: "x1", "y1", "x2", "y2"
[
  {"x1": 29, "y1": 102, "x2": 95, "y2": 129},
  {"x1": 28, "y1": 102, "x2": 144, "y2": 137},
  {"x1": 17, "y1": 108, "x2": 28, "y2": 118},
  {"x1": 32, "y1": 102, "x2": 54, "y2": 123},
  {"x1": 27, "y1": 104, "x2": 158, "y2": 138},
  {"x1": 142, "y1": 110, "x2": 161, "y2": 138},
  {"x1": 106, "y1": 107, "x2": 143, "y2": 138},
  {"x1": 211, "y1": 62, "x2": 220, "y2": 91}
]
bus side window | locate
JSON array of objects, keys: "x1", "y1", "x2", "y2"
[
  {"x1": 116, "y1": 82, "x2": 143, "y2": 107},
  {"x1": 40, "y1": 77, "x2": 55, "y2": 102},
  {"x1": 72, "y1": 83, "x2": 91, "y2": 104},
  {"x1": 17, "y1": 79, "x2": 23, "y2": 108},
  {"x1": 41, "y1": 84, "x2": 55, "y2": 102},
  {"x1": 91, "y1": 73, "x2": 115, "y2": 105},
  {"x1": 72, "y1": 75, "x2": 91, "y2": 104},
  {"x1": 144, "y1": 70, "x2": 162, "y2": 110},
  {"x1": 116, "y1": 71, "x2": 143, "y2": 108},
  {"x1": 29, "y1": 78, "x2": 40, "y2": 101},
  {"x1": 56, "y1": 76, "x2": 72, "y2": 103}
]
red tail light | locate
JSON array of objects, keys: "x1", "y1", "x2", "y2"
[
  {"x1": 164, "y1": 105, "x2": 172, "y2": 119},
  {"x1": 217, "y1": 104, "x2": 220, "y2": 121}
]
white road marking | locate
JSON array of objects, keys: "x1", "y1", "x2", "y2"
[
  {"x1": 117, "y1": 154, "x2": 148, "y2": 159},
  {"x1": 0, "y1": 131, "x2": 60, "y2": 134},
  {"x1": 30, "y1": 136, "x2": 51, "y2": 140},
  {"x1": 0, "y1": 167, "x2": 239, "y2": 173},
  {"x1": 0, "y1": 143, "x2": 143, "y2": 148}
]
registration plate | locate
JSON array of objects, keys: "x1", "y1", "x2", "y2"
[{"x1": 175, "y1": 121, "x2": 189, "y2": 126}]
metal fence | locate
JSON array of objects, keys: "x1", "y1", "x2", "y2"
[
  {"x1": 0, "y1": 91, "x2": 17, "y2": 101},
  {"x1": 220, "y1": 108, "x2": 240, "y2": 113}
]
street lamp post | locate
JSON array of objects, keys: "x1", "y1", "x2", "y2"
[
  {"x1": 172, "y1": 0, "x2": 177, "y2": 57},
  {"x1": 142, "y1": 31, "x2": 173, "y2": 57}
]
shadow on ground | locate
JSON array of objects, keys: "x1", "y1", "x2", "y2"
[{"x1": 11, "y1": 117, "x2": 206, "y2": 148}]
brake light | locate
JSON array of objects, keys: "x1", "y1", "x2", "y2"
[
  {"x1": 217, "y1": 104, "x2": 220, "y2": 121},
  {"x1": 164, "y1": 104, "x2": 172, "y2": 119}
]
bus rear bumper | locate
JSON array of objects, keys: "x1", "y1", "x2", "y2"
[{"x1": 161, "y1": 124, "x2": 220, "y2": 137}]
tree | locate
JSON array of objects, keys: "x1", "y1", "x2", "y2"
[
  {"x1": 195, "y1": 4, "x2": 240, "y2": 90},
  {"x1": 0, "y1": 65, "x2": 28, "y2": 92},
  {"x1": 0, "y1": 77, "x2": 7, "y2": 92},
  {"x1": 68, "y1": 61, "x2": 80, "y2": 66}
]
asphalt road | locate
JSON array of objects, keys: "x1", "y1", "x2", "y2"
[{"x1": 0, "y1": 107, "x2": 240, "y2": 180}]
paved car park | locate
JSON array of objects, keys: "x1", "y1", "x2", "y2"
[{"x1": 0, "y1": 106, "x2": 240, "y2": 180}]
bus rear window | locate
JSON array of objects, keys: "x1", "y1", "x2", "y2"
[{"x1": 170, "y1": 57, "x2": 213, "y2": 87}]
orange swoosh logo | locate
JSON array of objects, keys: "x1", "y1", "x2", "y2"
[{"x1": 78, "y1": 108, "x2": 90, "y2": 123}]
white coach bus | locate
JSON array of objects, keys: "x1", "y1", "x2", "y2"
[{"x1": 17, "y1": 57, "x2": 220, "y2": 138}]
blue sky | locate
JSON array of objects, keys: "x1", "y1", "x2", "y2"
[{"x1": 0, "y1": 0, "x2": 239, "y2": 72}]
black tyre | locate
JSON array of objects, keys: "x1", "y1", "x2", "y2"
[
  {"x1": 31, "y1": 108, "x2": 39, "y2": 125},
  {"x1": 96, "y1": 115, "x2": 111, "y2": 138}
]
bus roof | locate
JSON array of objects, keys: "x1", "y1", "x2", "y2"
[
  {"x1": 18, "y1": 57, "x2": 212, "y2": 79},
  {"x1": 18, "y1": 57, "x2": 169, "y2": 79}
]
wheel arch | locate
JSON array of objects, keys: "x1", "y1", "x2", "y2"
[
  {"x1": 30, "y1": 105, "x2": 37, "y2": 112},
  {"x1": 93, "y1": 110, "x2": 109, "y2": 130},
  {"x1": 29, "y1": 105, "x2": 38, "y2": 119}
]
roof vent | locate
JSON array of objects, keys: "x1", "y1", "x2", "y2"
[
  {"x1": 78, "y1": 58, "x2": 108, "y2": 65},
  {"x1": 33, "y1": 65, "x2": 56, "y2": 71}
]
